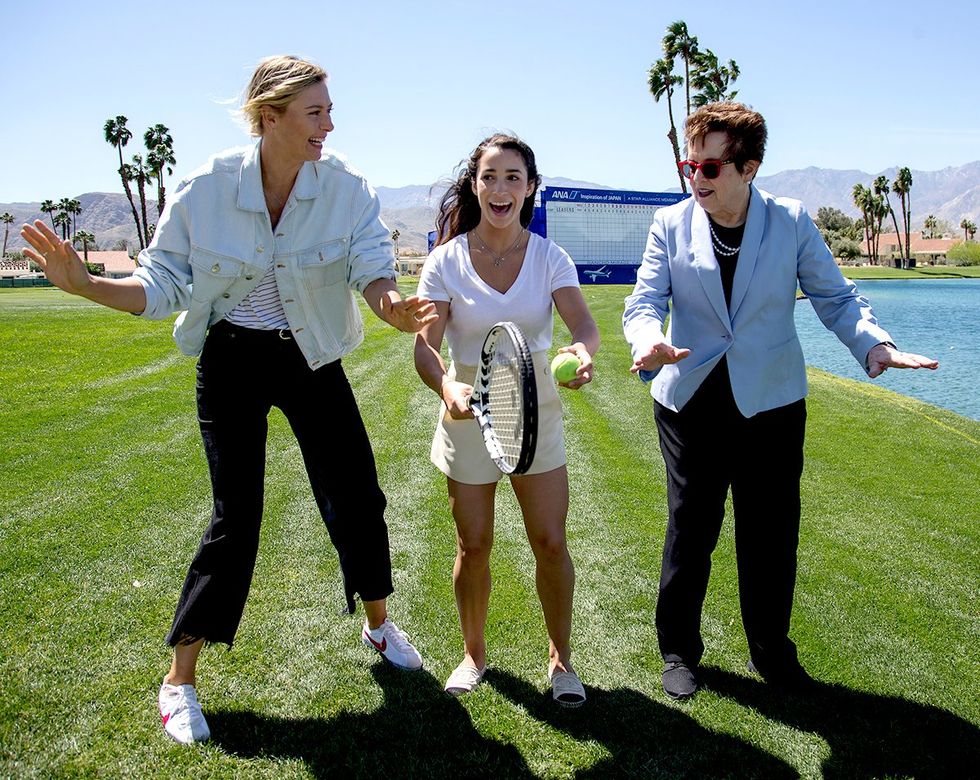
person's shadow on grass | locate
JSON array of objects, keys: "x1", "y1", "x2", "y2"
[
  {"x1": 484, "y1": 668, "x2": 796, "y2": 778},
  {"x1": 206, "y1": 662, "x2": 534, "y2": 778},
  {"x1": 698, "y1": 665, "x2": 980, "y2": 779}
]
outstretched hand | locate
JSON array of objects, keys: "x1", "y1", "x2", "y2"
[
  {"x1": 867, "y1": 343, "x2": 939, "y2": 379},
  {"x1": 20, "y1": 220, "x2": 93, "y2": 296},
  {"x1": 630, "y1": 340, "x2": 691, "y2": 374},
  {"x1": 381, "y1": 293, "x2": 439, "y2": 333}
]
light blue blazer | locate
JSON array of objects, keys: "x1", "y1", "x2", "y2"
[{"x1": 623, "y1": 185, "x2": 892, "y2": 417}]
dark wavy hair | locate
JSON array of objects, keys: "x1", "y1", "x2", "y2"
[{"x1": 434, "y1": 133, "x2": 542, "y2": 246}]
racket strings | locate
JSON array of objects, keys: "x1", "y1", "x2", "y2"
[
  {"x1": 486, "y1": 355, "x2": 524, "y2": 464},
  {"x1": 473, "y1": 322, "x2": 537, "y2": 474}
]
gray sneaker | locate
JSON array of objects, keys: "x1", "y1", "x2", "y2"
[{"x1": 662, "y1": 661, "x2": 698, "y2": 700}]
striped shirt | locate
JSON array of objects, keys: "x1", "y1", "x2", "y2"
[{"x1": 224, "y1": 263, "x2": 289, "y2": 330}]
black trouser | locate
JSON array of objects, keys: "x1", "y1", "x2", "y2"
[
  {"x1": 166, "y1": 320, "x2": 393, "y2": 647},
  {"x1": 653, "y1": 363, "x2": 806, "y2": 673}
]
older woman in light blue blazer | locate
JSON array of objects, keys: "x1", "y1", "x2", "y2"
[{"x1": 623, "y1": 102, "x2": 937, "y2": 701}]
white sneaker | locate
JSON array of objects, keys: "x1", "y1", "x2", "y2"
[
  {"x1": 158, "y1": 681, "x2": 211, "y2": 744},
  {"x1": 361, "y1": 618, "x2": 423, "y2": 670},
  {"x1": 444, "y1": 662, "x2": 486, "y2": 696}
]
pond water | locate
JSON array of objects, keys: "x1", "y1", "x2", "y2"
[{"x1": 795, "y1": 279, "x2": 979, "y2": 420}]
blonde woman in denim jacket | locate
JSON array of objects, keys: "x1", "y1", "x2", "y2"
[{"x1": 21, "y1": 55, "x2": 436, "y2": 745}]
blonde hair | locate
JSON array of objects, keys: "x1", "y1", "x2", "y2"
[{"x1": 241, "y1": 55, "x2": 327, "y2": 136}]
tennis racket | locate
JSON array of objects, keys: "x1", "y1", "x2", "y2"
[{"x1": 469, "y1": 321, "x2": 538, "y2": 474}]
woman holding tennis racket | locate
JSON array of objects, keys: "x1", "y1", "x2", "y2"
[
  {"x1": 21, "y1": 55, "x2": 436, "y2": 744},
  {"x1": 414, "y1": 134, "x2": 600, "y2": 706}
]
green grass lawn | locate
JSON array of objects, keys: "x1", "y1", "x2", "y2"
[
  {"x1": 842, "y1": 264, "x2": 980, "y2": 279},
  {"x1": 2, "y1": 285, "x2": 977, "y2": 778}
]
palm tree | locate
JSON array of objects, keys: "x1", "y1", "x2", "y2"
[
  {"x1": 1, "y1": 212, "x2": 14, "y2": 258},
  {"x1": 969, "y1": 221, "x2": 978, "y2": 241},
  {"x1": 104, "y1": 115, "x2": 145, "y2": 250},
  {"x1": 852, "y1": 184, "x2": 873, "y2": 263},
  {"x1": 54, "y1": 198, "x2": 74, "y2": 240},
  {"x1": 960, "y1": 218, "x2": 977, "y2": 242},
  {"x1": 892, "y1": 168, "x2": 912, "y2": 265},
  {"x1": 923, "y1": 214, "x2": 938, "y2": 239},
  {"x1": 68, "y1": 198, "x2": 82, "y2": 237},
  {"x1": 40, "y1": 199, "x2": 57, "y2": 231},
  {"x1": 691, "y1": 48, "x2": 740, "y2": 107},
  {"x1": 73, "y1": 230, "x2": 96, "y2": 261},
  {"x1": 874, "y1": 176, "x2": 903, "y2": 267},
  {"x1": 53, "y1": 212, "x2": 71, "y2": 241},
  {"x1": 662, "y1": 21, "x2": 699, "y2": 117},
  {"x1": 391, "y1": 229, "x2": 401, "y2": 259},
  {"x1": 126, "y1": 155, "x2": 153, "y2": 247},
  {"x1": 144, "y1": 124, "x2": 176, "y2": 217},
  {"x1": 648, "y1": 57, "x2": 687, "y2": 193},
  {"x1": 893, "y1": 167, "x2": 913, "y2": 268}
]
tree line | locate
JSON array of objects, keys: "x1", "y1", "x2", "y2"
[{"x1": 850, "y1": 170, "x2": 913, "y2": 268}]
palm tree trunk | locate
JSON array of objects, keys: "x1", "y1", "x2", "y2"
[
  {"x1": 905, "y1": 198, "x2": 911, "y2": 267},
  {"x1": 666, "y1": 98, "x2": 687, "y2": 194},
  {"x1": 137, "y1": 175, "x2": 151, "y2": 247},
  {"x1": 156, "y1": 176, "x2": 166, "y2": 217},
  {"x1": 888, "y1": 206, "x2": 902, "y2": 268},
  {"x1": 875, "y1": 214, "x2": 885, "y2": 265},
  {"x1": 863, "y1": 216, "x2": 872, "y2": 264},
  {"x1": 898, "y1": 192, "x2": 912, "y2": 268},
  {"x1": 683, "y1": 56, "x2": 691, "y2": 117},
  {"x1": 117, "y1": 146, "x2": 144, "y2": 250}
]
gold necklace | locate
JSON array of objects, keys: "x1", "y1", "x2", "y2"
[{"x1": 470, "y1": 228, "x2": 527, "y2": 268}]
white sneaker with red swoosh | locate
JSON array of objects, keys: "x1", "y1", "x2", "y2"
[
  {"x1": 158, "y1": 682, "x2": 211, "y2": 744},
  {"x1": 361, "y1": 618, "x2": 423, "y2": 670}
]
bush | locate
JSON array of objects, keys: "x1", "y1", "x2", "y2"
[
  {"x1": 946, "y1": 241, "x2": 980, "y2": 266},
  {"x1": 832, "y1": 238, "x2": 863, "y2": 263}
]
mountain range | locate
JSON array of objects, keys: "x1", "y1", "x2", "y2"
[{"x1": 4, "y1": 163, "x2": 978, "y2": 255}]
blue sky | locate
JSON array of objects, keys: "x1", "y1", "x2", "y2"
[{"x1": 3, "y1": 0, "x2": 977, "y2": 203}]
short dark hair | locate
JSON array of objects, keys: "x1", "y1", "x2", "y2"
[
  {"x1": 685, "y1": 102, "x2": 767, "y2": 173},
  {"x1": 434, "y1": 134, "x2": 541, "y2": 246}
]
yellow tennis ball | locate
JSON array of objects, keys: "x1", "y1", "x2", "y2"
[{"x1": 551, "y1": 352, "x2": 581, "y2": 383}]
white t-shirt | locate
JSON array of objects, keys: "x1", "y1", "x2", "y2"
[{"x1": 417, "y1": 232, "x2": 580, "y2": 366}]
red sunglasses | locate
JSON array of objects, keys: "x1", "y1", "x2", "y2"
[{"x1": 677, "y1": 158, "x2": 734, "y2": 179}]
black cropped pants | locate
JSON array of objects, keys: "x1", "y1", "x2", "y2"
[{"x1": 166, "y1": 320, "x2": 393, "y2": 647}]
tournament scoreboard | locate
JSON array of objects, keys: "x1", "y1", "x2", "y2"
[
  {"x1": 535, "y1": 187, "x2": 687, "y2": 284},
  {"x1": 426, "y1": 186, "x2": 687, "y2": 285}
]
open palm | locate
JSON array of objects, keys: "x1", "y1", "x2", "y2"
[{"x1": 20, "y1": 220, "x2": 92, "y2": 295}]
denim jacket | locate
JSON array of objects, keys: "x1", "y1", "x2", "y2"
[{"x1": 133, "y1": 140, "x2": 396, "y2": 369}]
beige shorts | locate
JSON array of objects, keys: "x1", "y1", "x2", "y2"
[{"x1": 430, "y1": 351, "x2": 566, "y2": 484}]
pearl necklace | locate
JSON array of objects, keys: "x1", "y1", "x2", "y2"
[
  {"x1": 709, "y1": 220, "x2": 741, "y2": 257},
  {"x1": 470, "y1": 228, "x2": 527, "y2": 268}
]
